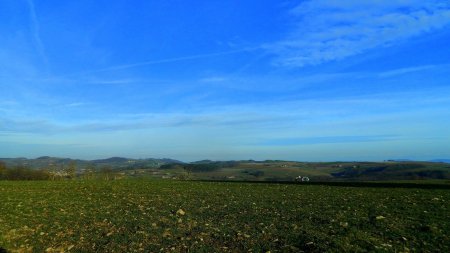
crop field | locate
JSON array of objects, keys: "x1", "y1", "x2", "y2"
[{"x1": 0, "y1": 180, "x2": 449, "y2": 252}]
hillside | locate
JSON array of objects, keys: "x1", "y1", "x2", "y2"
[
  {"x1": 1, "y1": 157, "x2": 449, "y2": 182},
  {"x1": 0, "y1": 156, "x2": 182, "y2": 171},
  {"x1": 133, "y1": 160, "x2": 450, "y2": 182}
]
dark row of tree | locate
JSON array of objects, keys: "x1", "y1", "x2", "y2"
[
  {"x1": 0, "y1": 161, "x2": 122, "y2": 181},
  {"x1": 0, "y1": 165, "x2": 51, "y2": 180},
  {"x1": 160, "y1": 161, "x2": 240, "y2": 172},
  {"x1": 331, "y1": 163, "x2": 449, "y2": 180}
]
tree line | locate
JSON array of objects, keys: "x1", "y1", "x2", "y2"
[{"x1": 0, "y1": 161, "x2": 122, "y2": 181}]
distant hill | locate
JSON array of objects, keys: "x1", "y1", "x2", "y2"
[
  {"x1": 0, "y1": 156, "x2": 182, "y2": 171},
  {"x1": 387, "y1": 159, "x2": 450, "y2": 164},
  {"x1": 156, "y1": 160, "x2": 450, "y2": 182},
  {"x1": 1, "y1": 157, "x2": 449, "y2": 182},
  {"x1": 429, "y1": 159, "x2": 450, "y2": 163},
  {"x1": 92, "y1": 157, "x2": 129, "y2": 163}
]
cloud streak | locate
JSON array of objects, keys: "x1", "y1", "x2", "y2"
[
  {"x1": 260, "y1": 135, "x2": 399, "y2": 146},
  {"x1": 26, "y1": 0, "x2": 48, "y2": 67},
  {"x1": 3, "y1": 86, "x2": 450, "y2": 135},
  {"x1": 269, "y1": 0, "x2": 450, "y2": 67},
  {"x1": 81, "y1": 47, "x2": 260, "y2": 75},
  {"x1": 0, "y1": 111, "x2": 289, "y2": 134},
  {"x1": 378, "y1": 65, "x2": 436, "y2": 77}
]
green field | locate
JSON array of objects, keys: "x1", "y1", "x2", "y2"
[{"x1": 0, "y1": 180, "x2": 449, "y2": 252}]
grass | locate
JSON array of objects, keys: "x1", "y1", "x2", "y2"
[{"x1": 0, "y1": 179, "x2": 449, "y2": 252}]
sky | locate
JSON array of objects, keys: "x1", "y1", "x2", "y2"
[{"x1": 1, "y1": 0, "x2": 450, "y2": 161}]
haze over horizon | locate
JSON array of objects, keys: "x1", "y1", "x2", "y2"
[
  {"x1": 1, "y1": 1, "x2": 450, "y2": 161},
  {"x1": 2, "y1": 155, "x2": 450, "y2": 165}
]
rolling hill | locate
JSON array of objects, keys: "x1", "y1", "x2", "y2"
[{"x1": 1, "y1": 157, "x2": 449, "y2": 182}]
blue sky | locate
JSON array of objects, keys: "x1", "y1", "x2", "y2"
[{"x1": 1, "y1": 0, "x2": 450, "y2": 161}]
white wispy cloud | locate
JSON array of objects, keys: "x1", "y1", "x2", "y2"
[
  {"x1": 86, "y1": 78, "x2": 140, "y2": 85},
  {"x1": 26, "y1": 0, "x2": 48, "y2": 67},
  {"x1": 269, "y1": 0, "x2": 450, "y2": 67},
  {"x1": 199, "y1": 76, "x2": 227, "y2": 83},
  {"x1": 378, "y1": 65, "x2": 436, "y2": 77},
  {"x1": 65, "y1": 102, "x2": 87, "y2": 107},
  {"x1": 81, "y1": 47, "x2": 259, "y2": 74},
  {"x1": 260, "y1": 135, "x2": 400, "y2": 146},
  {"x1": 3, "y1": 86, "x2": 450, "y2": 135}
]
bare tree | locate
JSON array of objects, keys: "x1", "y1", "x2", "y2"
[
  {"x1": 65, "y1": 161, "x2": 77, "y2": 179},
  {"x1": 0, "y1": 161, "x2": 6, "y2": 179},
  {"x1": 100, "y1": 165, "x2": 114, "y2": 180},
  {"x1": 84, "y1": 163, "x2": 96, "y2": 180}
]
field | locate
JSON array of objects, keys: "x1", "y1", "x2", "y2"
[
  {"x1": 0, "y1": 180, "x2": 449, "y2": 252},
  {"x1": 131, "y1": 161, "x2": 450, "y2": 182}
]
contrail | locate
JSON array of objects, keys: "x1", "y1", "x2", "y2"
[
  {"x1": 82, "y1": 46, "x2": 261, "y2": 75},
  {"x1": 26, "y1": 0, "x2": 48, "y2": 67}
]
